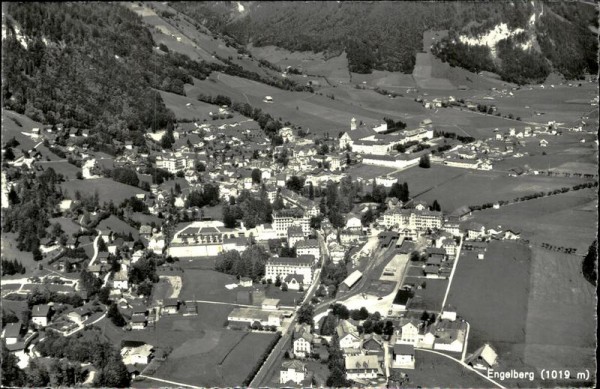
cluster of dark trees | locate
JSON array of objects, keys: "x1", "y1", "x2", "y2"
[
  {"x1": 129, "y1": 253, "x2": 161, "y2": 297},
  {"x1": 2, "y1": 168, "x2": 63, "y2": 252},
  {"x1": 186, "y1": 183, "x2": 220, "y2": 208},
  {"x1": 2, "y1": 343, "x2": 89, "y2": 388},
  {"x1": 320, "y1": 304, "x2": 394, "y2": 337},
  {"x1": 2, "y1": 3, "x2": 178, "y2": 139},
  {"x1": 1, "y1": 258, "x2": 26, "y2": 275},
  {"x1": 223, "y1": 188, "x2": 273, "y2": 229},
  {"x1": 382, "y1": 118, "x2": 408, "y2": 134},
  {"x1": 214, "y1": 245, "x2": 269, "y2": 281},
  {"x1": 326, "y1": 333, "x2": 351, "y2": 387},
  {"x1": 469, "y1": 181, "x2": 598, "y2": 212},
  {"x1": 110, "y1": 167, "x2": 140, "y2": 187},
  {"x1": 433, "y1": 130, "x2": 475, "y2": 144},
  {"x1": 582, "y1": 240, "x2": 597, "y2": 286},
  {"x1": 319, "y1": 259, "x2": 348, "y2": 298},
  {"x1": 35, "y1": 328, "x2": 131, "y2": 387}
]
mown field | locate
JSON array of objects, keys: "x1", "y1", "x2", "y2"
[
  {"x1": 60, "y1": 178, "x2": 145, "y2": 204},
  {"x1": 103, "y1": 302, "x2": 276, "y2": 387},
  {"x1": 447, "y1": 241, "x2": 532, "y2": 356},
  {"x1": 179, "y1": 268, "x2": 240, "y2": 303},
  {"x1": 395, "y1": 349, "x2": 494, "y2": 388},
  {"x1": 411, "y1": 168, "x2": 591, "y2": 212},
  {"x1": 472, "y1": 188, "x2": 597, "y2": 253}
]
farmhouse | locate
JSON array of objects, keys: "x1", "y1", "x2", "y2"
[
  {"x1": 433, "y1": 320, "x2": 467, "y2": 353},
  {"x1": 392, "y1": 344, "x2": 415, "y2": 369},
  {"x1": 279, "y1": 360, "x2": 307, "y2": 385},
  {"x1": 162, "y1": 299, "x2": 179, "y2": 315},
  {"x1": 1, "y1": 323, "x2": 23, "y2": 345},
  {"x1": 121, "y1": 341, "x2": 154, "y2": 365},
  {"x1": 293, "y1": 325, "x2": 314, "y2": 358},
  {"x1": 31, "y1": 305, "x2": 51, "y2": 327},
  {"x1": 336, "y1": 320, "x2": 361, "y2": 350},
  {"x1": 465, "y1": 343, "x2": 498, "y2": 370}
]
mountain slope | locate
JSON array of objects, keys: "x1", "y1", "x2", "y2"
[
  {"x1": 171, "y1": 1, "x2": 598, "y2": 83},
  {"x1": 1, "y1": 2, "x2": 216, "y2": 143}
]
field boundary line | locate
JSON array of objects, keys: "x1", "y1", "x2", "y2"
[{"x1": 417, "y1": 348, "x2": 506, "y2": 389}]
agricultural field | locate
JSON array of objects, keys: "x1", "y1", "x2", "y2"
[
  {"x1": 345, "y1": 164, "x2": 395, "y2": 181},
  {"x1": 405, "y1": 277, "x2": 448, "y2": 313},
  {"x1": 103, "y1": 302, "x2": 276, "y2": 387},
  {"x1": 447, "y1": 241, "x2": 532, "y2": 356},
  {"x1": 472, "y1": 188, "x2": 597, "y2": 253},
  {"x1": 97, "y1": 215, "x2": 140, "y2": 240},
  {"x1": 394, "y1": 349, "x2": 493, "y2": 388},
  {"x1": 1, "y1": 233, "x2": 35, "y2": 270},
  {"x1": 179, "y1": 268, "x2": 240, "y2": 303},
  {"x1": 519, "y1": 248, "x2": 596, "y2": 387},
  {"x1": 38, "y1": 161, "x2": 80, "y2": 180},
  {"x1": 60, "y1": 178, "x2": 146, "y2": 204},
  {"x1": 48, "y1": 217, "x2": 81, "y2": 237},
  {"x1": 411, "y1": 168, "x2": 592, "y2": 212},
  {"x1": 2, "y1": 110, "x2": 43, "y2": 151}
]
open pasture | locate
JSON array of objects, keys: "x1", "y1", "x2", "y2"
[
  {"x1": 37, "y1": 161, "x2": 80, "y2": 179},
  {"x1": 48, "y1": 217, "x2": 81, "y2": 237},
  {"x1": 472, "y1": 188, "x2": 597, "y2": 253},
  {"x1": 412, "y1": 169, "x2": 590, "y2": 212},
  {"x1": 395, "y1": 349, "x2": 493, "y2": 388},
  {"x1": 345, "y1": 164, "x2": 396, "y2": 180},
  {"x1": 405, "y1": 276, "x2": 448, "y2": 313},
  {"x1": 522, "y1": 248, "x2": 596, "y2": 373},
  {"x1": 158, "y1": 89, "x2": 242, "y2": 122},
  {"x1": 179, "y1": 268, "x2": 240, "y2": 303},
  {"x1": 2, "y1": 110, "x2": 43, "y2": 151},
  {"x1": 447, "y1": 241, "x2": 531, "y2": 354},
  {"x1": 60, "y1": 178, "x2": 145, "y2": 204}
]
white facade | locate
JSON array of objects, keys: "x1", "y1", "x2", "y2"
[
  {"x1": 280, "y1": 363, "x2": 306, "y2": 385},
  {"x1": 266, "y1": 256, "x2": 314, "y2": 285}
]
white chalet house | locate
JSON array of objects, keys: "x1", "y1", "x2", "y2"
[
  {"x1": 336, "y1": 320, "x2": 361, "y2": 349},
  {"x1": 280, "y1": 360, "x2": 306, "y2": 385},
  {"x1": 293, "y1": 325, "x2": 314, "y2": 358}
]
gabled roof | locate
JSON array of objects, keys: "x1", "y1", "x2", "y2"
[
  {"x1": 32, "y1": 304, "x2": 51, "y2": 317},
  {"x1": 466, "y1": 343, "x2": 498, "y2": 367},
  {"x1": 282, "y1": 360, "x2": 305, "y2": 371},
  {"x1": 393, "y1": 343, "x2": 415, "y2": 356},
  {"x1": 2, "y1": 323, "x2": 22, "y2": 338},
  {"x1": 284, "y1": 273, "x2": 304, "y2": 284},
  {"x1": 344, "y1": 354, "x2": 379, "y2": 370}
]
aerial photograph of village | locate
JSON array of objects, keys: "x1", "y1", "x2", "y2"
[{"x1": 0, "y1": 1, "x2": 597, "y2": 388}]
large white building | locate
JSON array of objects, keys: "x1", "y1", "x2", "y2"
[
  {"x1": 265, "y1": 256, "x2": 314, "y2": 286},
  {"x1": 382, "y1": 208, "x2": 443, "y2": 230},
  {"x1": 273, "y1": 208, "x2": 311, "y2": 238},
  {"x1": 167, "y1": 221, "x2": 244, "y2": 258},
  {"x1": 295, "y1": 239, "x2": 320, "y2": 260},
  {"x1": 156, "y1": 152, "x2": 195, "y2": 174}
]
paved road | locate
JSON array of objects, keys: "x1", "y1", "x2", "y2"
[
  {"x1": 440, "y1": 234, "x2": 465, "y2": 313},
  {"x1": 249, "y1": 232, "x2": 328, "y2": 387},
  {"x1": 138, "y1": 374, "x2": 202, "y2": 389}
]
